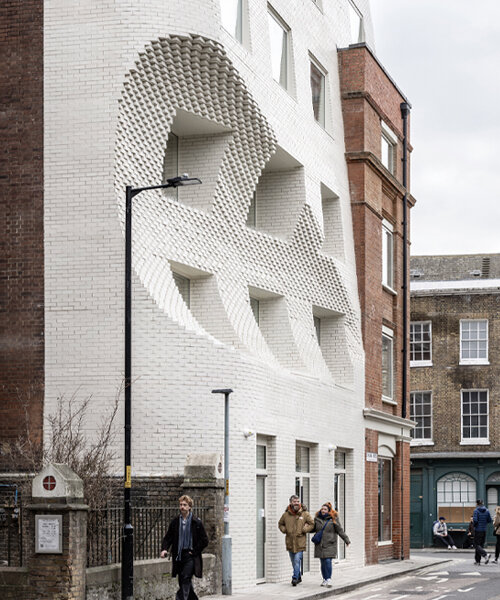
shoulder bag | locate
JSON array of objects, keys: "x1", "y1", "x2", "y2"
[{"x1": 312, "y1": 519, "x2": 330, "y2": 545}]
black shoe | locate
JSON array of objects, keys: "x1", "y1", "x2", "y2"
[
  {"x1": 297, "y1": 577, "x2": 302, "y2": 584},
  {"x1": 485, "y1": 554, "x2": 491, "y2": 564},
  {"x1": 292, "y1": 578, "x2": 298, "y2": 586}
]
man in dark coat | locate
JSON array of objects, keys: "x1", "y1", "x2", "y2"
[
  {"x1": 473, "y1": 499, "x2": 492, "y2": 565},
  {"x1": 161, "y1": 495, "x2": 209, "y2": 600}
]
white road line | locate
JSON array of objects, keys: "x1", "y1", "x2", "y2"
[
  {"x1": 431, "y1": 571, "x2": 450, "y2": 575},
  {"x1": 430, "y1": 595, "x2": 449, "y2": 600},
  {"x1": 392, "y1": 595, "x2": 409, "y2": 600},
  {"x1": 461, "y1": 571, "x2": 481, "y2": 576},
  {"x1": 364, "y1": 595, "x2": 381, "y2": 599},
  {"x1": 458, "y1": 588, "x2": 475, "y2": 593}
]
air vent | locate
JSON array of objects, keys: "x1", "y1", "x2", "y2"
[
  {"x1": 410, "y1": 269, "x2": 423, "y2": 279},
  {"x1": 470, "y1": 269, "x2": 481, "y2": 277},
  {"x1": 482, "y1": 257, "x2": 491, "y2": 278}
]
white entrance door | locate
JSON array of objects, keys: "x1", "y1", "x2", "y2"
[{"x1": 256, "y1": 475, "x2": 266, "y2": 581}]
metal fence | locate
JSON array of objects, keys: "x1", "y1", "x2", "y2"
[
  {"x1": 87, "y1": 504, "x2": 212, "y2": 568},
  {"x1": 0, "y1": 505, "x2": 23, "y2": 567}
]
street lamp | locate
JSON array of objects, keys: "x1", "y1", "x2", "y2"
[
  {"x1": 211, "y1": 388, "x2": 233, "y2": 595},
  {"x1": 122, "y1": 174, "x2": 201, "y2": 600}
]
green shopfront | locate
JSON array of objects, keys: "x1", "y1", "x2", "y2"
[{"x1": 410, "y1": 454, "x2": 500, "y2": 548}]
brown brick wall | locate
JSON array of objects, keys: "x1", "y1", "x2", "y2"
[
  {"x1": 340, "y1": 44, "x2": 412, "y2": 563},
  {"x1": 0, "y1": 0, "x2": 44, "y2": 470},
  {"x1": 411, "y1": 292, "x2": 500, "y2": 453}
]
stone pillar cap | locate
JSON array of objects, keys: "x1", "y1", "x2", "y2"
[
  {"x1": 32, "y1": 463, "x2": 84, "y2": 500},
  {"x1": 184, "y1": 453, "x2": 223, "y2": 479}
]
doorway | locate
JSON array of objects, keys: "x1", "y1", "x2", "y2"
[{"x1": 256, "y1": 443, "x2": 267, "y2": 582}]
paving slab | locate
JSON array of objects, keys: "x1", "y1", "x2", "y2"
[{"x1": 205, "y1": 553, "x2": 451, "y2": 600}]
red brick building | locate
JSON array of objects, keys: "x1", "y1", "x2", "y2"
[{"x1": 339, "y1": 43, "x2": 416, "y2": 563}]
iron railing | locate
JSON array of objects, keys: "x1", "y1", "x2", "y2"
[{"x1": 87, "y1": 504, "x2": 212, "y2": 568}]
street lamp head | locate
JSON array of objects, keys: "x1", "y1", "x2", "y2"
[
  {"x1": 166, "y1": 174, "x2": 202, "y2": 187},
  {"x1": 212, "y1": 388, "x2": 233, "y2": 395}
]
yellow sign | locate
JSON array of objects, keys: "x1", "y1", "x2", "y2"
[
  {"x1": 125, "y1": 465, "x2": 131, "y2": 488},
  {"x1": 225, "y1": 479, "x2": 229, "y2": 496}
]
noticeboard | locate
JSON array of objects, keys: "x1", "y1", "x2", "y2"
[{"x1": 35, "y1": 515, "x2": 63, "y2": 554}]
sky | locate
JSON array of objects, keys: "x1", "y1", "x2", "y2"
[{"x1": 369, "y1": 0, "x2": 500, "y2": 257}]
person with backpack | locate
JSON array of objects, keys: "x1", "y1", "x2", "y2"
[
  {"x1": 432, "y1": 516, "x2": 457, "y2": 549},
  {"x1": 473, "y1": 499, "x2": 492, "y2": 565},
  {"x1": 311, "y1": 502, "x2": 350, "y2": 587}
]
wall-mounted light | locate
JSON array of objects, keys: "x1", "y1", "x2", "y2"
[
  {"x1": 328, "y1": 444, "x2": 336, "y2": 453},
  {"x1": 243, "y1": 429, "x2": 255, "y2": 439}
]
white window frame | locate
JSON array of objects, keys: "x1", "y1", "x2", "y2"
[
  {"x1": 460, "y1": 389, "x2": 489, "y2": 445},
  {"x1": 410, "y1": 321, "x2": 432, "y2": 367},
  {"x1": 382, "y1": 326, "x2": 395, "y2": 404},
  {"x1": 377, "y1": 456, "x2": 392, "y2": 543},
  {"x1": 382, "y1": 219, "x2": 395, "y2": 292},
  {"x1": 409, "y1": 391, "x2": 433, "y2": 445},
  {"x1": 381, "y1": 121, "x2": 397, "y2": 175},
  {"x1": 460, "y1": 319, "x2": 489, "y2": 365},
  {"x1": 267, "y1": 6, "x2": 291, "y2": 91},
  {"x1": 437, "y1": 473, "x2": 476, "y2": 506},
  {"x1": 347, "y1": 0, "x2": 364, "y2": 44},
  {"x1": 220, "y1": 0, "x2": 245, "y2": 44},
  {"x1": 309, "y1": 55, "x2": 326, "y2": 128}
]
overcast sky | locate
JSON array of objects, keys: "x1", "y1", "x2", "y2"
[{"x1": 370, "y1": 0, "x2": 500, "y2": 257}]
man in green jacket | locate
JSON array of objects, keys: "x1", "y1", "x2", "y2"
[{"x1": 278, "y1": 495, "x2": 314, "y2": 586}]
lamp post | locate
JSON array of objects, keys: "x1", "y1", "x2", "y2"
[
  {"x1": 211, "y1": 388, "x2": 233, "y2": 595},
  {"x1": 122, "y1": 174, "x2": 201, "y2": 600}
]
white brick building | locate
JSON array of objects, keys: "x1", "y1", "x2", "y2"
[{"x1": 41, "y1": 0, "x2": 374, "y2": 588}]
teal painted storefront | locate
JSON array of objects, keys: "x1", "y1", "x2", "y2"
[{"x1": 410, "y1": 456, "x2": 500, "y2": 548}]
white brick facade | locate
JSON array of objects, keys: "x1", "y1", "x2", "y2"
[{"x1": 44, "y1": 0, "x2": 374, "y2": 588}]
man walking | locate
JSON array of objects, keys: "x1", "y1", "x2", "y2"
[
  {"x1": 432, "y1": 516, "x2": 457, "y2": 549},
  {"x1": 161, "y1": 495, "x2": 209, "y2": 600},
  {"x1": 278, "y1": 494, "x2": 314, "y2": 586},
  {"x1": 473, "y1": 498, "x2": 492, "y2": 565}
]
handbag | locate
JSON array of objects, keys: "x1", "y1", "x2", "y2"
[{"x1": 312, "y1": 518, "x2": 330, "y2": 545}]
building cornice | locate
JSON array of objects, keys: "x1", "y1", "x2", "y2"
[
  {"x1": 364, "y1": 407, "x2": 416, "y2": 432},
  {"x1": 411, "y1": 279, "x2": 500, "y2": 297},
  {"x1": 411, "y1": 451, "x2": 500, "y2": 460}
]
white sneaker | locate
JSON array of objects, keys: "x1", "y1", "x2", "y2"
[
  {"x1": 447, "y1": 545, "x2": 451, "y2": 549},
  {"x1": 321, "y1": 580, "x2": 327, "y2": 586},
  {"x1": 326, "y1": 579, "x2": 333, "y2": 587},
  {"x1": 452, "y1": 545, "x2": 457, "y2": 549}
]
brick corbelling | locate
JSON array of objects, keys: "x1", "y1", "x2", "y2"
[{"x1": 0, "y1": 0, "x2": 44, "y2": 469}]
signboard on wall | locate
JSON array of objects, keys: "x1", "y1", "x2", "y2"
[
  {"x1": 35, "y1": 515, "x2": 63, "y2": 554},
  {"x1": 366, "y1": 452, "x2": 378, "y2": 463}
]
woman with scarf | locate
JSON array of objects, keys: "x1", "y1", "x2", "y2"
[
  {"x1": 161, "y1": 495, "x2": 208, "y2": 600},
  {"x1": 312, "y1": 502, "x2": 350, "y2": 587}
]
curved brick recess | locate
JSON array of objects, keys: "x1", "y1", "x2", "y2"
[{"x1": 115, "y1": 34, "x2": 361, "y2": 381}]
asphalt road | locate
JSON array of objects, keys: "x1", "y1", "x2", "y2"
[{"x1": 337, "y1": 550, "x2": 500, "y2": 600}]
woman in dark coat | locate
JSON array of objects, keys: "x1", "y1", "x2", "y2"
[{"x1": 312, "y1": 502, "x2": 350, "y2": 587}]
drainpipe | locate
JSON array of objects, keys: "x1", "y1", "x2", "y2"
[{"x1": 400, "y1": 101, "x2": 411, "y2": 561}]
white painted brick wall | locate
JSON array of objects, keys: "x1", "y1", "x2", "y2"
[{"x1": 44, "y1": 0, "x2": 375, "y2": 589}]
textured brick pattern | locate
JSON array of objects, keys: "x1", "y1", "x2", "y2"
[{"x1": 0, "y1": 0, "x2": 44, "y2": 471}]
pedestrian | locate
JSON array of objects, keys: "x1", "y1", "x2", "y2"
[
  {"x1": 493, "y1": 506, "x2": 500, "y2": 564},
  {"x1": 432, "y1": 516, "x2": 457, "y2": 549},
  {"x1": 473, "y1": 498, "x2": 492, "y2": 565},
  {"x1": 160, "y1": 495, "x2": 209, "y2": 600},
  {"x1": 464, "y1": 516, "x2": 475, "y2": 549},
  {"x1": 278, "y1": 494, "x2": 314, "y2": 586},
  {"x1": 312, "y1": 502, "x2": 350, "y2": 587}
]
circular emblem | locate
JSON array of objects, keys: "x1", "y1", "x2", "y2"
[{"x1": 42, "y1": 475, "x2": 57, "y2": 491}]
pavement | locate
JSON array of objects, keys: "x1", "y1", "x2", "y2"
[{"x1": 206, "y1": 550, "x2": 453, "y2": 600}]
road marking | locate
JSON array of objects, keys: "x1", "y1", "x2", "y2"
[
  {"x1": 430, "y1": 595, "x2": 449, "y2": 600},
  {"x1": 431, "y1": 571, "x2": 450, "y2": 575},
  {"x1": 392, "y1": 595, "x2": 408, "y2": 600},
  {"x1": 458, "y1": 588, "x2": 475, "y2": 593},
  {"x1": 418, "y1": 575, "x2": 439, "y2": 580},
  {"x1": 364, "y1": 595, "x2": 381, "y2": 599},
  {"x1": 461, "y1": 571, "x2": 481, "y2": 576}
]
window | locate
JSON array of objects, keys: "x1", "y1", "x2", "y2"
[
  {"x1": 295, "y1": 444, "x2": 311, "y2": 572},
  {"x1": 381, "y1": 122, "x2": 396, "y2": 175},
  {"x1": 348, "y1": 1, "x2": 363, "y2": 44},
  {"x1": 313, "y1": 315, "x2": 321, "y2": 345},
  {"x1": 410, "y1": 321, "x2": 432, "y2": 366},
  {"x1": 250, "y1": 296, "x2": 260, "y2": 324},
  {"x1": 172, "y1": 272, "x2": 190, "y2": 307},
  {"x1": 267, "y1": 9, "x2": 289, "y2": 89},
  {"x1": 382, "y1": 219, "x2": 394, "y2": 290},
  {"x1": 246, "y1": 192, "x2": 256, "y2": 227},
  {"x1": 310, "y1": 58, "x2": 326, "y2": 127},
  {"x1": 437, "y1": 473, "x2": 476, "y2": 522},
  {"x1": 461, "y1": 389, "x2": 489, "y2": 444},
  {"x1": 378, "y1": 458, "x2": 392, "y2": 542},
  {"x1": 220, "y1": 0, "x2": 243, "y2": 42},
  {"x1": 410, "y1": 392, "x2": 432, "y2": 441},
  {"x1": 382, "y1": 327, "x2": 394, "y2": 402},
  {"x1": 460, "y1": 319, "x2": 488, "y2": 364}
]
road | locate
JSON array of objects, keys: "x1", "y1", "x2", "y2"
[{"x1": 337, "y1": 551, "x2": 500, "y2": 600}]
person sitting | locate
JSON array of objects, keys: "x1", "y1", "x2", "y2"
[{"x1": 433, "y1": 516, "x2": 457, "y2": 549}]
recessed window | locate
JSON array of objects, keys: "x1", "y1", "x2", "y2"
[
  {"x1": 172, "y1": 272, "x2": 190, "y2": 307},
  {"x1": 382, "y1": 327, "x2": 394, "y2": 402},
  {"x1": 310, "y1": 57, "x2": 326, "y2": 127},
  {"x1": 378, "y1": 457, "x2": 392, "y2": 542},
  {"x1": 410, "y1": 321, "x2": 432, "y2": 366},
  {"x1": 246, "y1": 191, "x2": 257, "y2": 227},
  {"x1": 381, "y1": 122, "x2": 396, "y2": 175},
  {"x1": 250, "y1": 296, "x2": 260, "y2": 324},
  {"x1": 461, "y1": 389, "x2": 489, "y2": 443},
  {"x1": 460, "y1": 319, "x2": 488, "y2": 364},
  {"x1": 410, "y1": 392, "x2": 432, "y2": 441},
  {"x1": 267, "y1": 8, "x2": 290, "y2": 90},
  {"x1": 382, "y1": 219, "x2": 394, "y2": 290},
  {"x1": 437, "y1": 473, "x2": 476, "y2": 522},
  {"x1": 220, "y1": 0, "x2": 243, "y2": 42},
  {"x1": 313, "y1": 316, "x2": 321, "y2": 345},
  {"x1": 348, "y1": 1, "x2": 363, "y2": 44}
]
